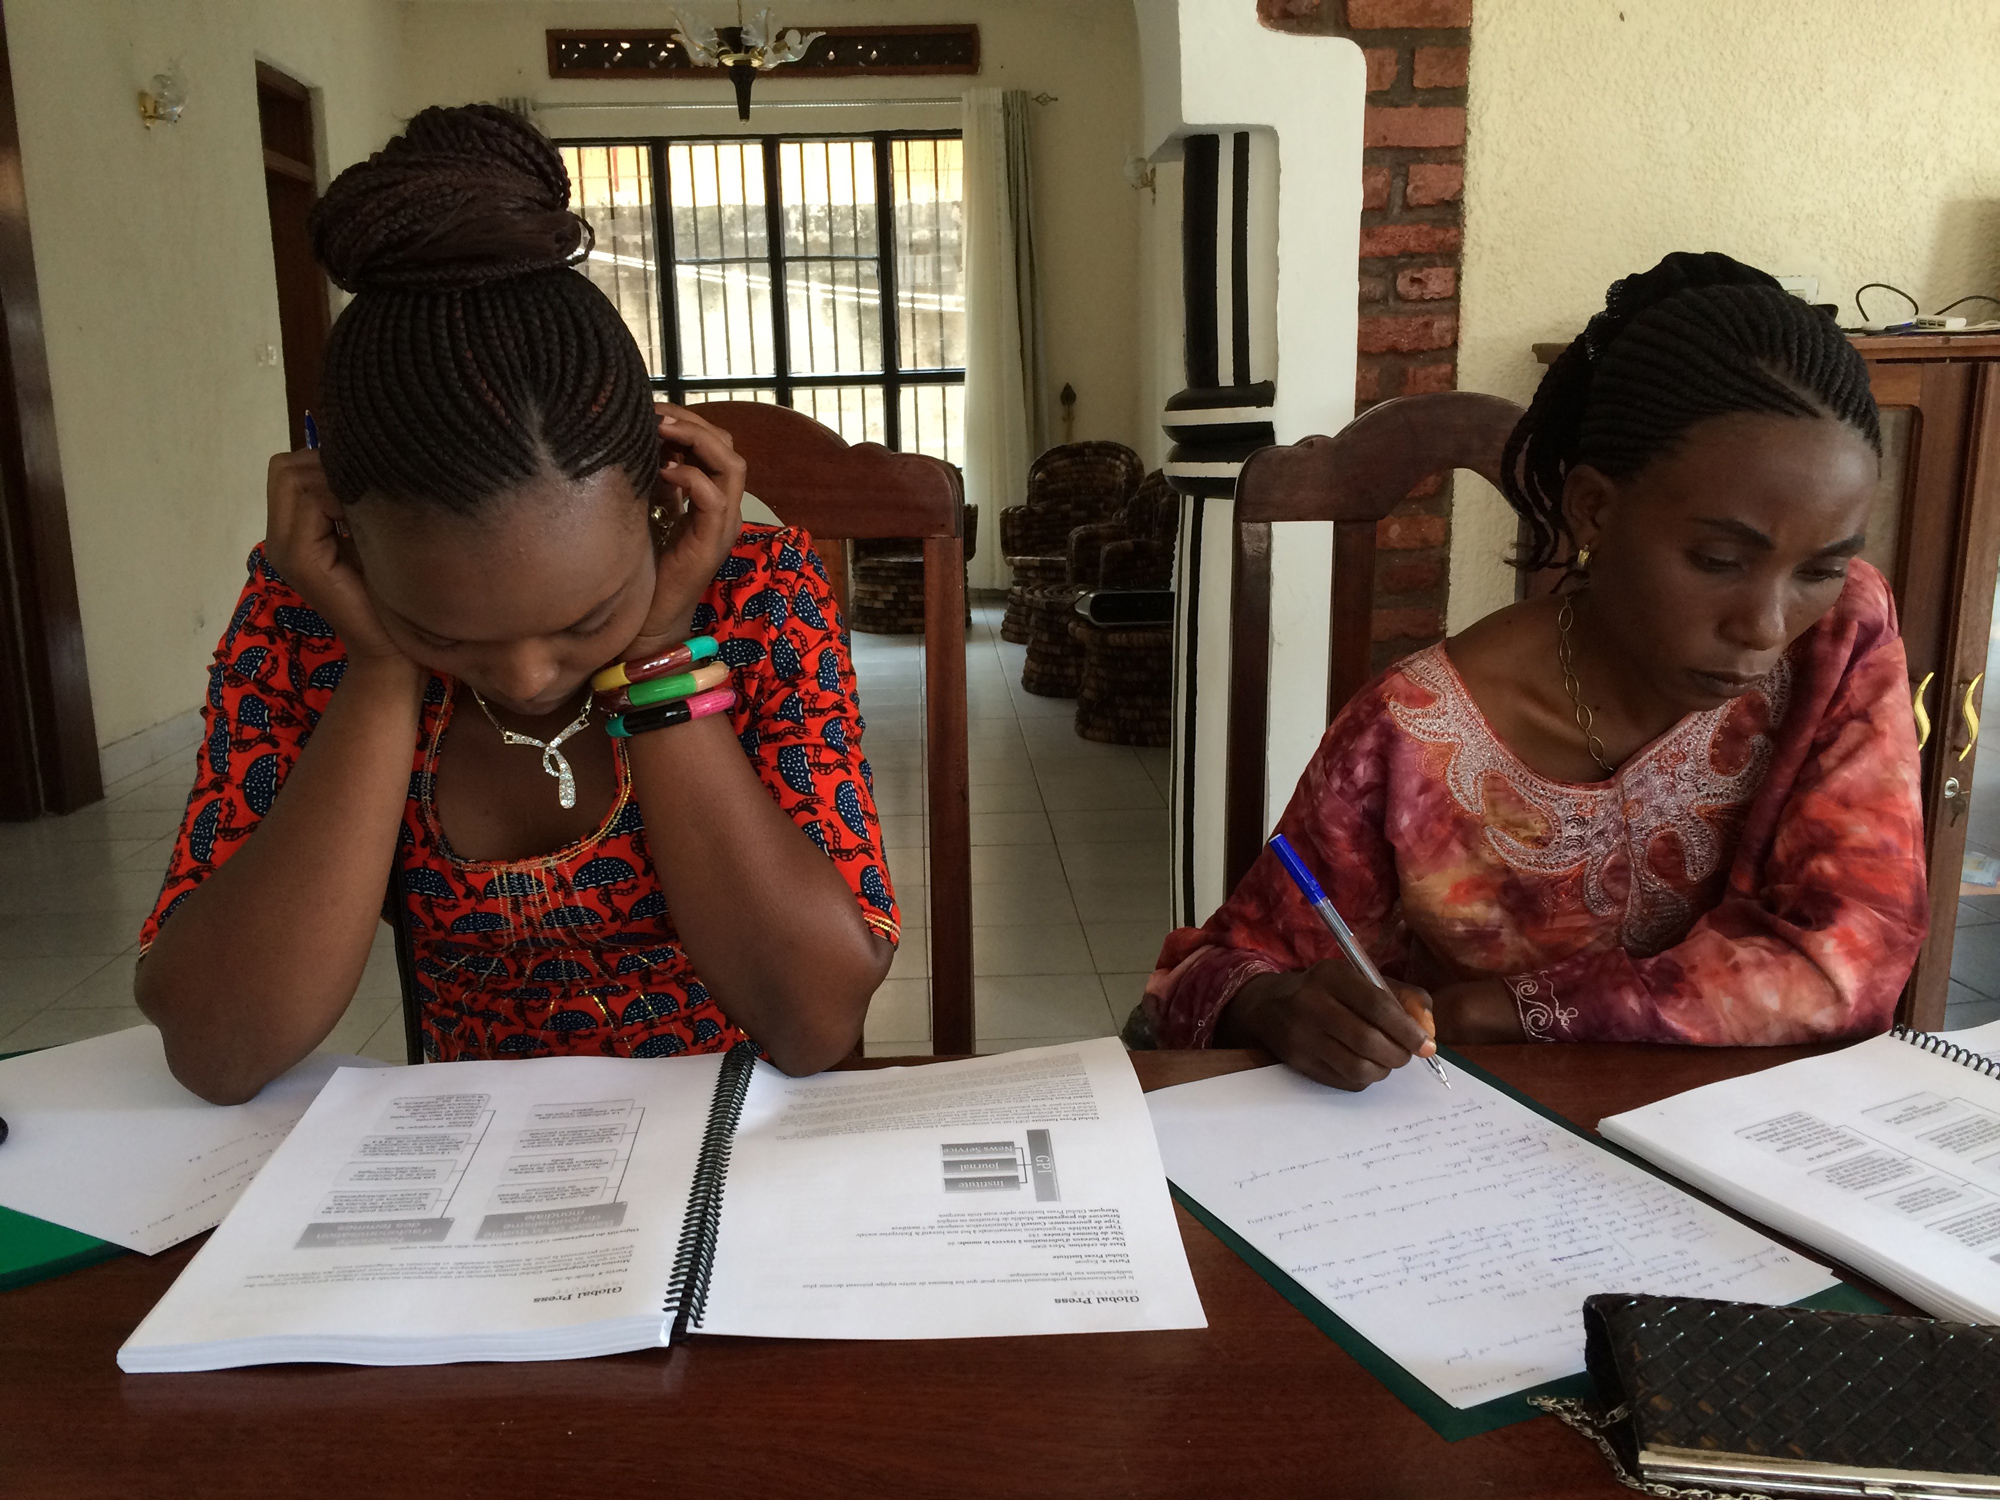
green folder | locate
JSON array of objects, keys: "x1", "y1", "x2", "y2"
[
  {"x1": 0, "y1": 1205, "x2": 121, "y2": 1292},
  {"x1": 1169, "y1": 1048, "x2": 1885, "y2": 1442},
  {"x1": 0, "y1": 1048, "x2": 124, "y2": 1292}
]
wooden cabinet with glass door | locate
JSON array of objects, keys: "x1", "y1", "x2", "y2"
[{"x1": 1854, "y1": 335, "x2": 2000, "y2": 1030}]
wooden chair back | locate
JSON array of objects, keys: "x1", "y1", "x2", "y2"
[
  {"x1": 697, "y1": 402, "x2": 974, "y2": 1055},
  {"x1": 1225, "y1": 392, "x2": 1524, "y2": 894}
]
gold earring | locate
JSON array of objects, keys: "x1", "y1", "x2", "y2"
[{"x1": 1576, "y1": 545, "x2": 1591, "y2": 571}]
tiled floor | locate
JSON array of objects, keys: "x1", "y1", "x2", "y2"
[
  {"x1": 0, "y1": 753, "x2": 414, "y2": 1061},
  {"x1": 852, "y1": 597, "x2": 1171, "y2": 1055},
  {"x1": 0, "y1": 597, "x2": 1167, "y2": 1063},
  {"x1": 1944, "y1": 616, "x2": 2000, "y2": 1032},
  {"x1": 1949, "y1": 788, "x2": 2000, "y2": 1032}
]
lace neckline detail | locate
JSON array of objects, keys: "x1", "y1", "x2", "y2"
[{"x1": 1418, "y1": 643, "x2": 1752, "y2": 799}]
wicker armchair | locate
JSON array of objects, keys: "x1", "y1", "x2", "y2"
[
  {"x1": 1065, "y1": 469, "x2": 1176, "y2": 592},
  {"x1": 845, "y1": 507, "x2": 978, "y2": 635},
  {"x1": 999, "y1": 441, "x2": 1143, "y2": 642},
  {"x1": 1064, "y1": 471, "x2": 1179, "y2": 744}
]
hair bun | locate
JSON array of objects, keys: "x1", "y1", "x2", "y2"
[
  {"x1": 1582, "y1": 251, "x2": 1781, "y2": 360},
  {"x1": 310, "y1": 104, "x2": 590, "y2": 293}
]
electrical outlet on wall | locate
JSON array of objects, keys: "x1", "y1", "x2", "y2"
[
  {"x1": 255, "y1": 344, "x2": 280, "y2": 367},
  {"x1": 1775, "y1": 275, "x2": 1819, "y2": 302}
]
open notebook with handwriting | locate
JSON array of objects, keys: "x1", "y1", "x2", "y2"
[
  {"x1": 1146, "y1": 1055, "x2": 1867, "y2": 1441},
  {"x1": 119, "y1": 1037, "x2": 1204, "y2": 1372}
]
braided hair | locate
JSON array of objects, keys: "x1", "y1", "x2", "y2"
[
  {"x1": 1503, "y1": 251, "x2": 1881, "y2": 572},
  {"x1": 309, "y1": 104, "x2": 656, "y2": 514}
]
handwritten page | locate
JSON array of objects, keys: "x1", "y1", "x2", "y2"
[
  {"x1": 0, "y1": 1024, "x2": 380, "y2": 1254},
  {"x1": 700, "y1": 1037, "x2": 1206, "y2": 1339},
  {"x1": 1148, "y1": 1061, "x2": 1834, "y2": 1409}
]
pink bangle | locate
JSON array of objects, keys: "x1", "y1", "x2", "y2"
[{"x1": 605, "y1": 684, "x2": 735, "y2": 739}]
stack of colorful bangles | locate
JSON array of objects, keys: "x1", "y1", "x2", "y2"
[{"x1": 591, "y1": 636, "x2": 735, "y2": 738}]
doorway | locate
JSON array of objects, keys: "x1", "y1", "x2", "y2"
[
  {"x1": 257, "y1": 63, "x2": 327, "y2": 451},
  {"x1": 0, "y1": 0, "x2": 97, "y2": 819}
]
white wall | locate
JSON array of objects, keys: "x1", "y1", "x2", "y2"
[
  {"x1": 5, "y1": 0, "x2": 405, "y2": 754},
  {"x1": 1453, "y1": 0, "x2": 2000, "y2": 631}
]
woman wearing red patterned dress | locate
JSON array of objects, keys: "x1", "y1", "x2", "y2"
[
  {"x1": 136, "y1": 106, "x2": 896, "y2": 1103},
  {"x1": 1146, "y1": 253, "x2": 1929, "y2": 1089}
]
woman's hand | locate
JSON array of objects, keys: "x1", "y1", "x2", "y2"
[
  {"x1": 263, "y1": 450, "x2": 404, "y2": 664},
  {"x1": 625, "y1": 405, "x2": 747, "y2": 657},
  {"x1": 1221, "y1": 962, "x2": 1440, "y2": 1091},
  {"x1": 1394, "y1": 940, "x2": 1524, "y2": 1043}
]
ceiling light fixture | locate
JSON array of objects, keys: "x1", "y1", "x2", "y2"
[{"x1": 669, "y1": 5, "x2": 825, "y2": 120}]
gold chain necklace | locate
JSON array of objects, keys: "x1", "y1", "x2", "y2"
[
  {"x1": 467, "y1": 685, "x2": 594, "y2": 809},
  {"x1": 1555, "y1": 590, "x2": 1617, "y2": 778}
]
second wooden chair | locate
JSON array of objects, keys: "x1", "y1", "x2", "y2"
[
  {"x1": 696, "y1": 402, "x2": 975, "y2": 1055},
  {"x1": 1224, "y1": 391, "x2": 1524, "y2": 895}
]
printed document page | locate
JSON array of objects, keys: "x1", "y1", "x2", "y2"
[
  {"x1": 119, "y1": 1053, "x2": 724, "y2": 1371},
  {"x1": 1600, "y1": 1030, "x2": 2000, "y2": 1324},
  {"x1": 698, "y1": 1037, "x2": 1206, "y2": 1338},
  {"x1": 0, "y1": 1024, "x2": 377, "y2": 1254},
  {"x1": 1148, "y1": 1061, "x2": 1835, "y2": 1410}
]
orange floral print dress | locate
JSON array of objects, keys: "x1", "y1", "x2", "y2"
[{"x1": 140, "y1": 525, "x2": 898, "y2": 1062}]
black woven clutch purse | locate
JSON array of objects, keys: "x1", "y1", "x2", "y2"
[{"x1": 1531, "y1": 1295, "x2": 2000, "y2": 1498}]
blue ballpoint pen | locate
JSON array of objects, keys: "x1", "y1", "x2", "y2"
[
  {"x1": 1267, "y1": 833, "x2": 1451, "y2": 1088},
  {"x1": 303, "y1": 412, "x2": 320, "y2": 450}
]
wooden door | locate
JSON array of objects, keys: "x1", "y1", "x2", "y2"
[
  {"x1": 0, "y1": 0, "x2": 97, "y2": 818},
  {"x1": 1863, "y1": 351, "x2": 2000, "y2": 1028},
  {"x1": 256, "y1": 65, "x2": 327, "y2": 452}
]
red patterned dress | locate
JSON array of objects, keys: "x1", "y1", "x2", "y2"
[
  {"x1": 1146, "y1": 561, "x2": 1929, "y2": 1048},
  {"x1": 139, "y1": 524, "x2": 899, "y2": 1061}
]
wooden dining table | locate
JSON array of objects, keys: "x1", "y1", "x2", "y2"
[{"x1": 2, "y1": 1042, "x2": 1900, "y2": 1499}]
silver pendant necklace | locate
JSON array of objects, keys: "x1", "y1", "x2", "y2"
[{"x1": 467, "y1": 685, "x2": 594, "y2": 809}]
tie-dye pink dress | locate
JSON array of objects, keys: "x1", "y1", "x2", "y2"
[{"x1": 1145, "y1": 561, "x2": 1929, "y2": 1048}]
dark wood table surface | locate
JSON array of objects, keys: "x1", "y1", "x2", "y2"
[{"x1": 3, "y1": 1043, "x2": 1892, "y2": 1499}]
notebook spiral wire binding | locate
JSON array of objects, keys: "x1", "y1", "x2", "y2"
[
  {"x1": 665, "y1": 1040, "x2": 760, "y2": 1341},
  {"x1": 1892, "y1": 1022, "x2": 2000, "y2": 1078}
]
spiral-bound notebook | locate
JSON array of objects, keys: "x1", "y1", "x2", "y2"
[
  {"x1": 118, "y1": 1037, "x2": 1204, "y2": 1372},
  {"x1": 1600, "y1": 1020, "x2": 2000, "y2": 1324}
]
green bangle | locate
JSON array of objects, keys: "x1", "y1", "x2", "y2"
[{"x1": 623, "y1": 669, "x2": 706, "y2": 708}]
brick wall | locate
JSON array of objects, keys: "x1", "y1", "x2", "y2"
[{"x1": 1258, "y1": 0, "x2": 1469, "y2": 671}]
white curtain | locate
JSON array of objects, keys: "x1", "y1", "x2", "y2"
[{"x1": 960, "y1": 88, "x2": 1047, "y2": 590}]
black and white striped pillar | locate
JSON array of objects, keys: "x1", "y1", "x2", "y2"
[{"x1": 1163, "y1": 130, "x2": 1277, "y2": 928}]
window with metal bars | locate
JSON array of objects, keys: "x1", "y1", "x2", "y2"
[{"x1": 559, "y1": 132, "x2": 965, "y2": 466}]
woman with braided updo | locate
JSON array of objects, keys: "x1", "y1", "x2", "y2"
[
  {"x1": 1148, "y1": 252, "x2": 1928, "y2": 1089},
  {"x1": 136, "y1": 106, "x2": 897, "y2": 1103}
]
